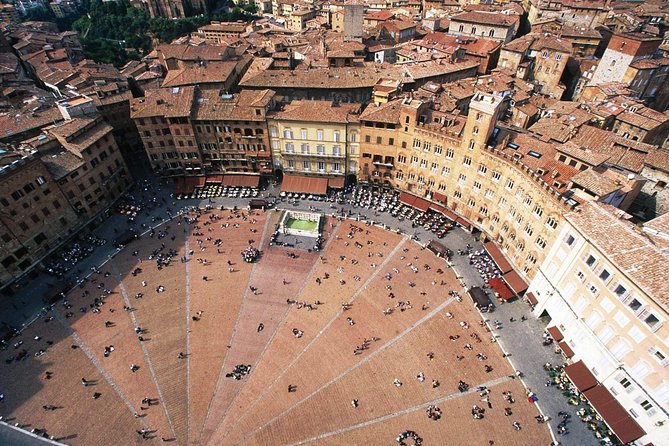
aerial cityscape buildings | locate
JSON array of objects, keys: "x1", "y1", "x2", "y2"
[{"x1": 0, "y1": 0, "x2": 668, "y2": 445}]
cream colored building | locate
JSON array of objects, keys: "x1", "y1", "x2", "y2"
[
  {"x1": 268, "y1": 100, "x2": 361, "y2": 184},
  {"x1": 528, "y1": 202, "x2": 669, "y2": 445},
  {"x1": 387, "y1": 92, "x2": 578, "y2": 279}
]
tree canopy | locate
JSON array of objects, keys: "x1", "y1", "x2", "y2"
[{"x1": 63, "y1": 0, "x2": 259, "y2": 66}]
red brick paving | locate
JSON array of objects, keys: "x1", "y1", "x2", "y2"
[
  {"x1": 0, "y1": 214, "x2": 551, "y2": 446},
  {"x1": 54, "y1": 266, "x2": 174, "y2": 439},
  {"x1": 112, "y1": 226, "x2": 189, "y2": 444},
  {"x1": 0, "y1": 317, "x2": 144, "y2": 445},
  {"x1": 185, "y1": 210, "x2": 266, "y2": 445},
  {"x1": 198, "y1": 211, "x2": 327, "y2": 445},
  {"x1": 209, "y1": 223, "x2": 404, "y2": 445},
  {"x1": 298, "y1": 379, "x2": 548, "y2": 446}
]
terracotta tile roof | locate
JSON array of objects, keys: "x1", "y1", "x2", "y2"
[
  {"x1": 422, "y1": 32, "x2": 501, "y2": 56},
  {"x1": 616, "y1": 105, "x2": 669, "y2": 130},
  {"x1": 359, "y1": 99, "x2": 402, "y2": 124},
  {"x1": 560, "y1": 25, "x2": 603, "y2": 40},
  {"x1": 49, "y1": 118, "x2": 113, "y2": 154},
  {"x1": 383, "y1": 19, "x2": 417, "y2": 32},
  {"x1": 364, "y1": 10, "x2": 395, "y2": 21},
  {"x1": 41, "y1": 149, "x2": 84, "y2": 180},
  {"x1": 130, "y1": 86, "x2": 196, "y2": 119},
  {"x1": 570, "y1": 168, "x2": 621, "y2": 197},
  {"x1": 0, "y1": 105, "x2": 63, "y2": 141},
  {"x1": 162, "y1": 60, "x2": 241, "y2": 87},
  {"x1": 156, "y1": 44, "x2": 230, "y2": 62},
  {"x1": 643, "y1": 212, "x2": 669, "y2": 249},
  {"x1": 240, "y1": 65, "x2": 381, "y2": 89},
  {"x1": 270, "y1": 100, "x2": 361, "y2": 123},
  {"x1": 566, "y1": 201, "x2": 669, "y2": 311},
  {"x1": 193, "y1": 89, "x2": 275, "y2": 121},
  {"x1": 528, "y1": 118, "x2": 578, "y2": 143},
  {"x1": 644, "y1": 150, "x2": 669, "y2": 173},
  {"x1": 570, "y1": 125, "x2": 656, "y2": 173},
  {"x1": 503, "y1": 32, "x2": 571, "y2": 54},
  {"x1": 494, "y1": 128, "x2": 581, "y2": 193},
  {"x1": 198, "y1": 22, "x2": 248, "y2": 33},
  {"x1": 557, "y1": 141, "x2": 611, "y2": 166},
  {"x1": 450, "y1": 11, "x2": 519, "y2": 28}
]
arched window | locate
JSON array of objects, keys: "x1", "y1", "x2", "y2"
[
  {"x1": 471, "y1": 26, "x2": 477, "y2": 35},
  {"x1": 489, "y1": 29, "x2": 494, "y2": 37}
]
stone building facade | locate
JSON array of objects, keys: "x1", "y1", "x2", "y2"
[
  {"x1": 268, "y1": 100, "x2": 361, "y2": 182},
  {"x1": 359, "y1": 91, "x2": 580, "y2": 279},
  {"x1": 0, "y1": 153, "x2": 79, "y2": 288},
  {"x1": 589, "y1": 33, "x2": 662, "y2": 86},
  {"x1": 528, "y1": 202, "x2": 669, "y2": 446},
  {"x1": 131, "y1": 87, "x2": 276, "y2": 178}
]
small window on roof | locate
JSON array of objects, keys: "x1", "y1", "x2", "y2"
[
  {"x1": 528, "y1": 150, "x2": 542, "y2": 158},
  {"x1": 507, "y1": 142, "x2": 519, "y2": 150}
]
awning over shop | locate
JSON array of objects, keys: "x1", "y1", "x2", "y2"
[
  {"x1": 502, "y1": 270, "x2": 528, "y2": 294},
  {"x1": 399, "y1": 192, "x2": 417, "y2": 207},
  {"x1": 223, "y1": 174, "x2": 260, "y2": 188},
  {"x1": 432, "y1": 191, "x2": 447, "y2": 203},
  {"x1": 488, "y1": 277, "x2": 514, "y2": 301},
  {"x1": 328, "y1": 177, "x2": 345, "y2": 189},
  {"x1": 564, "y1": 360, "x2": 598, "y2": 392},
  {"x1": 455, "y1": 217, "x2": 472, "y2": 230},
  {"x1": 483, "y1": 241, "x2": 513, "y2": 274},
  {"x1": 526, "y1": 292, "x2": 538, "y2": 305},
  {"x1": 281, "y1": 175, "x2": 328, "y2": 195},
  {"x1": 413, "y1": 197, "x2": 430, "y2": 212},
  {"x1": 206, "y1": 175, "x2": 224, "y2": 183},
  {"x1": 173, "y1": 176, "x2": 205, "y2": 194},
  {"x1": 546, "y1": 326, "x2": 564, "y2": 342},
  {"x1": 558, "y1": 341, "x2": 575, "y2": 358},
  {"x1": 584, "y1": 385, "x2": 646, "y2": 444},
  {"x1": 429, "y1": 203, "x2": 445, "y2": 214},
  {"x1": 399, "y1": 192, "x2": 430, "y2": 212},
  {"x1": 441, "y1": 207, "x2": 458, "y2": 222}
]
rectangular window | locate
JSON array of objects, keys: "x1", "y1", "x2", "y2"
[
  {"x1": 463, "y1": 156, "x2": 472, "y2": 166},
  {"x1": 505, "y1": 179, "x2": 514, "y2": 190},
  {"x1": 458, "y1": 174, "x2": 466, "y2": 186},
  {"x1": 586, "y1": 255, "x2": 596, "y2": 267},
  {"x1": 300, "y1": 129, "x2": 308, "y2": 139},
  {"x1": 434, "y1": 145, "x2": 442, "y2": 155},
  {"x1": 478, "y1": 164, "x2": 487, "y2": 174},
  {"x1": 317, "y1": 130, "x2": 324, "y2": 141},
  {"x1": 473, "y1": 181, "x2": 482, "y2": 192},
  {"x1": 446, "y1": 148, "x2": 454, "y2": 159},
  {"x1": 302, "y1": 161, "x2": 310, "y2": 171},
  {"x1": 317, "y1": 161, "x2": 325, "y2": 171}
]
